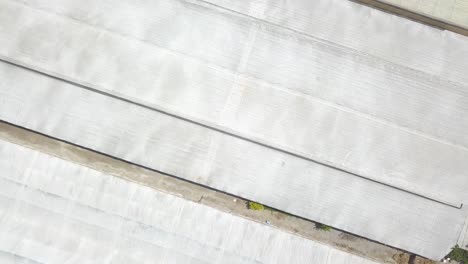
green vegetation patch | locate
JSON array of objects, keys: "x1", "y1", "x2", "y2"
[
  {"x1": 247, "y1": 201, "x2": 265, "y2": 211},
  {"x1": 447, "y1": 245, "x2": 468, "y2": 263},
  {"x1": 315, "y1": 223, "x2": 332, "y2": 231}
]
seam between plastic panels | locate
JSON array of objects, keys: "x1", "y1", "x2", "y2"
[{"x1": 0, "y1": 58, "x2": 463, "y2": 210}]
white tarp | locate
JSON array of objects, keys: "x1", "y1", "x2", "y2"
[
  {"x1": 0, "y1": 0, "x2": 467, "y2": 205},
  {"x1": 0, "y1": 139, "x2": 380, "y2": 264},
  {"x1": 0, "y1": 0, "x2": 467, "y2": 259},
  {"x1": 0, "y1": 61, "x2": 465, "y2": 260}
]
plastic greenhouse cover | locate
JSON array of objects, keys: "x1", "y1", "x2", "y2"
[
  {"x1": 0, "y1": 0, "x2": 467, "y2": 260},
  {"x1": 0, "y1": 139, "x2": 382, "y2": 263}
]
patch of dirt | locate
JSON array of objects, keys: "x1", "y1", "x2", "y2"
[
  {"x1": 392, "y1": 253, "x2": 436, "y2": 264},
  {"x1": 339, "y1": 232, "x2": 359, "y2": 241},
  {"x1": 412, "y1": 256, "x2": 436, "y2": 264},
  {"x1": 393, "y1": 253, "x2": 410, "y2": 264},
  {"x1": 271, "y1": 211, "x2": 287, "y2": 220}
]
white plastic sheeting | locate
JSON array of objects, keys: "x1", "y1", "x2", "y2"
[
  {"x1": 0, "y1": 61, "x2": 465, "y2": 260},
  {"x1": 1, "y1": 0, "x2": 468, "y2": 205},
  {"x1": 0, "y1": 0, "x2": 467, "y2": 260},
  {"x1": 0, "y1": 139, "x2": 380, "y2": 264}
]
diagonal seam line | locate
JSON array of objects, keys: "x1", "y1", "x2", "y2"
[
  {"x1": 0, "y1": 58, "x2": 463, "y2": 209},
  {"x1": 5, "y1": 0, "x2": 468, "y2": 151},
  {"x1": 350, "y1": 0, "x2": 468, "y2": 34}
]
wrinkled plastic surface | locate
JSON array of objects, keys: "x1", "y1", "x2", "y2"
[
  {"x1": 0, "y1": 0, "x2": 467, "y2": 260},
  {"x1": 0, "y1": 140, "x2": 380, "y2": 264},
  {"x1": 0, "y1": 0, "x2": 467, "y2": 205},
  {"x1": 0, "y1": 61, "x2": 465, "y2": 260}
]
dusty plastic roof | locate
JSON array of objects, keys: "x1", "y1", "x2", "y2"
[
  {"x1": 0, "y1": 137, "x2": 387, "y2": 263},
  {"x1": 1, "y1": 121, "x2": 426, "y2": 264},
  {"x1": 0, "y1": 0, "x2": 467, "y2": 260}
]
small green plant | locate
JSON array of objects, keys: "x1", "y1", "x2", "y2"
[
  {"x1": 247, "y1": 201, "x2": 265, "y2": 211},
  {"x1": 447, "y1": 245, "x2": 468, "y2": 263},
  {"x1": 315, "y1": 223, "x2": 332, "y2": 231}
]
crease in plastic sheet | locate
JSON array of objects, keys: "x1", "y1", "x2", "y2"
[
  {"x1": 0, "y1": 0, "x2": 468, "y2": 206},
  {"x1": 0, "y1": 61, "x2": 465, "y2": 260},
  {"x1": 0, "y1": 139, "x2": 380, "y2": 264}
]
